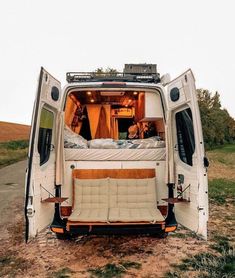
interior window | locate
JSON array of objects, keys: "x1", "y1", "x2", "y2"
[
  {"x1": 38, "y1": 107, "x2": 54, "y2": 165},
  {"x1": 175, "y1": 108, "x2": 195, "y2": 166}
]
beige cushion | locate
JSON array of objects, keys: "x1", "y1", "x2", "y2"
[
  {"x1": 69, "y1": 176, "x2": 164, "y2": 223},
  {"x1": 68, "y1": 208, "x2": 109, "y2": 222},
  {"x1": 73, "y1": 178, "x2": 109, "y2": 210},
  {"x1": 109, "y1": 178, "x2": 157, "y2": 208},
  {"x1": 108, "y1": 207, "x2": 164, "y2": 222}
]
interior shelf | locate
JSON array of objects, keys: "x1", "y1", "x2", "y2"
[
  {"x1": 162, "y1": 198, "x2": 190, "y2": 204},
  {"x1": 41, "y1": 197, "x2": 68, "y2": 203}
]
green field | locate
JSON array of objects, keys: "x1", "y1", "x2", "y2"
[
  {"x1": 167, "y1": 144, "x2": 235, "y2": 278},
  {"x1": 0, "y1": 140, "x2": 29, "y2": 168}
]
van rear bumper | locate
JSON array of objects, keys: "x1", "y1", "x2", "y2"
[
  {"x1": 70, "y1": 224, "x2": 165, "y2": 235},
  {"x1": 51, "y1": 222, "x2": 168, "y2": 236}
]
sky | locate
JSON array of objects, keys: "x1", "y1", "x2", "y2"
[{"x1": 0, "y1": 0, "x2": 234, "y2": 125}]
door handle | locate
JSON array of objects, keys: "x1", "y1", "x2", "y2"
[{"x1": 203, "y1": 156, "x2": 209, "y2": 168}]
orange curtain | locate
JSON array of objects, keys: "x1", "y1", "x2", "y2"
[
  {"x1": 86, "y1": 105, "x2": 101, "y2": 139},
  {"x1": 95, "y1": 106, "x2": 110, "y2": 138},
  {"x1": 111, "y1": 117, "x2": 119, "y2": 140}
]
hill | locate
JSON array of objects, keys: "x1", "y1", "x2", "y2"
[{"x1": 0, "y1": 121, "x2": 30, "y2": 142}]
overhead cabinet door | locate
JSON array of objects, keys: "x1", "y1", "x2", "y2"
[{"x1": 165, "y1": 69, "x2": 208, "y2": 239}]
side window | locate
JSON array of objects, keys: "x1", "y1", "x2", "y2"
[
  {"x1": 175, "y1": 108, "x2": 195, "y2": 166},
  {"x1": 38, "y1": 107, "x2": 54, "y2": 165}
]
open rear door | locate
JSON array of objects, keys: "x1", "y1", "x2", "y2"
[
  {"x1": 25, "y1": 68, "x2": 61, "y2": 241},
  {"x1": 165, "y1": 69, "x2": 208, "y2": 238}
]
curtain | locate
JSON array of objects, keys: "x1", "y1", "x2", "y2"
[
  {"x1": 86, "y1": 105, "x2": 101, "y2": 139},
  {"x1": 111, "y1": 117, "x2": 119, "y2": 140},
  {"x1": 55, "y1": 111, "x2": 65, "y2": 186},
  {"x1": 95, "y1": 106, "x2": 110, "y2": 138}
]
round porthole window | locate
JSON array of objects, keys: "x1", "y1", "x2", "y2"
[
  {"x1": 51, "y1": 86, "x2": 60, "y2": 101},
  {"x1": 170, "y1": 87, "x2": 180, "y2": 102}
]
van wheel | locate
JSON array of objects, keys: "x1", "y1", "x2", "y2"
[
  {"x1": 151, "y1": 231, "x2": 168, "y2": 238},
  {"x1": 55, "y1": 233, "x2": 71, "y2": 240}
]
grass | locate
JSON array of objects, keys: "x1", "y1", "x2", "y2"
[
  {"x1": 166, "y1": 251, "x2": 235, "y2": 278},
  {"x1": 210, "y1": 144, "x2": 235, "y2": 153},
  {"x1": 208, "y1": 179, "x2": 235, "y2": 205},
  {"x1": 165, "y1": 144, "x2": 235, "y2": 277},
  {"x1": 166, "y1": 236, "x2": 235, "y2": 277},
  {"x1": 207, "y1": 144, "x2": 235, "y2": 166},
  {"x1": 170, "y1": 230, "x2": 200, "y2": 239},
  {"x1": 0, "y1": 252, "x2": 32, "y2": 277},
  {"x1": 50, "y1": 267, "x2": 74, "y2": 278},
  {"x1": 88, "y1": 261, "x2": 141, "y2": 278},
  {"x1": 0, "y1": 140, "x2": 29, "y2": 168},
  {"x1": 210, "y1": 235, "x2": 232, "y2": 253}
]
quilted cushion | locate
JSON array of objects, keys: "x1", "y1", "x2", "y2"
[
  {"x1": 109, "y1": 178, "x2": 157, "y2": 208},
  {"x1": 108, "y1": 207, "x2": 164, "y2": 222},
  {"x1": 69, "y1": 176, "x2": 164, "y2": 223},
  {"x1": 68, "y1": 208, "x2": 108, "y2": 222},
  {"x1": 73, "y1": 178, "x2": 109, "y2": 210}
]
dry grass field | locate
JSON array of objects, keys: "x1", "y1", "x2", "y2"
[
  {"x1": 0, "y1": 121, "x2": 30, "y2": 142},
  {"x1": 0, "y1": 121, "x2": 30, "y2": 168},
  {"x1": 0, "y1": 145, "x2": 234, "y2": 278}
]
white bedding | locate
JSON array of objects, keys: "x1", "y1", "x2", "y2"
[{"x1": 64, "y1": 148, "x2": 166, "y2": 161}]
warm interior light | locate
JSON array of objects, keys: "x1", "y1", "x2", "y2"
[
  {"x1": 90, "y1": 99, "x2": 95, "y2": 103},
  {"x1": 133, "y1": 91, "x2": 138, "y2": 95},
  {"x1": 100, "y1": 91, "x2": 125, "y2": 96},
  {"x1": 87, "y1": 91, "x2": 92, "y2": 95}
]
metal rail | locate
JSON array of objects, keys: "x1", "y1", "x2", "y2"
[{"x1": 66, "y1": 71, "x2": 160, "y2": 83}]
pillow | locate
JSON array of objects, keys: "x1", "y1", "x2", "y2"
[
  {"x1": 64, "y1": 125, "x2": 88, "y2": 149},
  {"x1": 88, "y1": 139, "x2": 118, "y2": 149}
]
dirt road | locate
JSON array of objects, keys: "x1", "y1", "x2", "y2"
[{"x1": 0, "y1": 160, "x2": 26, "y2": 229}]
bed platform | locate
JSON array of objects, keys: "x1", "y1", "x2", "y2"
[{"x1": 64, "y1": 147, "x2": 166, "y2": 161}]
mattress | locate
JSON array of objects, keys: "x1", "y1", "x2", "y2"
[{"x1": 64, "y1": 148, "x2": 166, "y2": 161}]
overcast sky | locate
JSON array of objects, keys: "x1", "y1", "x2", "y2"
[{"x1": 0, "y1": 0, "x2": 234, "y2": 125}]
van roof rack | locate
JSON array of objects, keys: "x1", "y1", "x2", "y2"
[{"x1": 66, "y1": 64, "x2": 160, "y2": 84}]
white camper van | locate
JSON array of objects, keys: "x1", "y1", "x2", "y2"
[{"x1": 25, "y1": 64, "x2": 209, "y2": 242}]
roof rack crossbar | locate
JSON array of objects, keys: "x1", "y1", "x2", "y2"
[{"x1": 66, "y1": 72, "x2": 160, "y2": 84}]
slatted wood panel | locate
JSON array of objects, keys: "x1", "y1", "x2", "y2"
[{"x1": 72, "y1": 168, "x2": 156, "y2": 179}]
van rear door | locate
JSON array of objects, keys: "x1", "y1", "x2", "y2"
[
  {"x1": 25, "y1": 68, "x2": 61, "y2": 241},
  {"x1": 165, "y1": 69, "x2": 208, "y2": 238}
]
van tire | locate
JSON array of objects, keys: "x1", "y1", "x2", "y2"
[
  {"x1": 55, "y1": 233, "x2": 71, "y2": 240},
  {"x1": 151, "y1": 231, "x2": 168, "y2": 239}
]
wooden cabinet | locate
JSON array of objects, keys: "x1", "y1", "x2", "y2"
[{"x1": 137, "y1": 92, "x2": 163, "y2": 121}]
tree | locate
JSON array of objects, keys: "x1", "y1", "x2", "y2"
[
  {"x1": 197, "y1": 89, "x2": 235, "y2": 148},
  {"x1": 94, "y1": 67, "x2": 118, "y2": 76}
]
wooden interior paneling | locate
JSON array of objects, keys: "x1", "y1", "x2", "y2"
[{"x1": 72, "y1": 168, "x2": 156, "y2": 179}]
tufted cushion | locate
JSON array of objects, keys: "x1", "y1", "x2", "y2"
[
  {"x1": 73, "y1": 178, "x2": 109, "y2": 209},
  {"x1": 108, "y1": 208, "x2": 164, "y2": 222},
  {"x1": 109, "y1": 178, "x2": 157, "y2": 208},
  {"x1": 68, "y1": 208, "x2": 108, "y2": 222},
  {"x1": 68, "y1": 175, "x2": 164, "y2": 223}
]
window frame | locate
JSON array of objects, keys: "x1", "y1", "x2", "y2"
[
  {"x1": 174, "y1": 106, "x2": 196, "y2": 167},
  {"x1": 37, "y1": 105, "x2": 55, "y2": 166}
]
